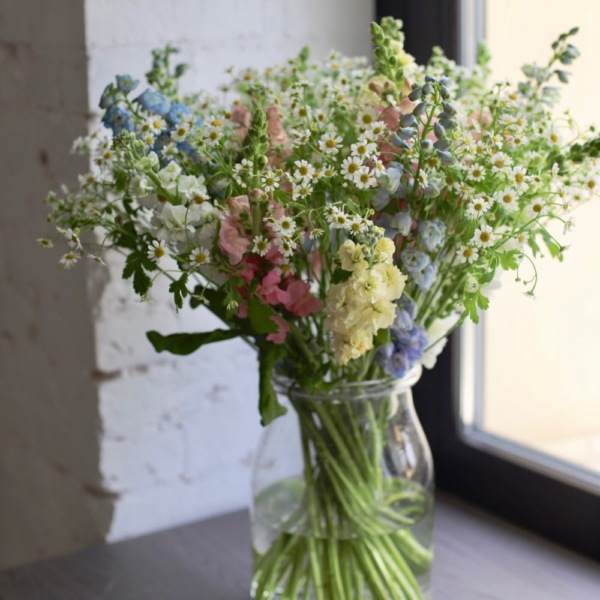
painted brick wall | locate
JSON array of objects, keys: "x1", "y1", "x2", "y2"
[
  {"x1": 0, "y1": 0, "x2": 373, "y2": 567},
  {"x1": 0, "y1": 0, "x2": 113, "y2": 570}
]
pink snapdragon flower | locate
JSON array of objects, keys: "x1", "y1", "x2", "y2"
[
  {"x1": 284, "y1": 279, "x2": 322, "y2": 317},
  {"x1": 218, "y1": 195, "x2": 250, "y2": 265}
]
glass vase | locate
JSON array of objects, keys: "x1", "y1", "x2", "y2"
[{"x1": 250, "y1": 366, "x2": 434, "y2": 600}]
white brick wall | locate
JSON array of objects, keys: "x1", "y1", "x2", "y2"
[
  {"x1": 0, "y1": 0, "x2": 373, "y2": 567},
  {"x1": 0, "y1": 0, "x2": 112, "y2": 570}
]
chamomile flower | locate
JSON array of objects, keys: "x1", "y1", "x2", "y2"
[
  {"x1": 341, "y1": 156, "x2": 362, "y2": 181},
  {"x1": 293, "y1": 160, "x2": 315, "y2": 182},
  {"x1": 318, "y1": 132, "x2": 343, "y2": 155},
  {"x1": 60, "y1": 251, "x2": 80, "y2": 269},
  {"x1": 467, "y1": 163, "x2": 486, "y2": 182},
  {"x1": 348, "y1": 217, "x2": 369, "y2": 234},
  {"x1": 147, "y1": 239, "x2": 168, "y2": 262},
  {"x1": 472, "y1": 225, "x2": 496, "y2": 248},
  {"x1": 252, "y1": 235, "x2": 270, "y2": 256},
  {"x1": 233, "y1": 159, "x2": 253, "y2": 187},
  {"x1": 457, "y1": 245, "x2": 479, "y2": 264},
  {"x1": 171, "y1": 121, "x2": 192, "y2": 142},
  {"x1": 327, "y1": 207, "x2": 351, "y2": 230},
  {"x1": 274, "y1": 259, "x2": 296, "y2": 278},
  {"x1": 584, "y1": 175, "x2": 599, "y2": 195},
  {"x1": 353, "y1": 166, "x2": 377, "y2": 189},
  {"x1": 350, "y1": 141, "x2": 377, "y2": 160},
  {"x1": 356, "y1": 108, "x2": 377, "y2": 130},
  {"x1": 204, "y1": 126, "x2": 223, "y2": 146},
  {"x1": 63, "y1": 228, "x2": 82, "y2": 249},
  {"x1": 292, "y1": 182, "x2": 313, "y2": 200},
  {"x1": 525, "y1": 198, "x2": 547, "y2": 219},
  {"x1": 490, "y1": 152, "x2": 512, "y2": 172},
  {"x1": 509, "y1": 166, "x2": 529, "y2": 190},
  {"x1": 274, "y1": 236, "x2": 297, "y2": 258},
  {"x1": 466, "y1": 196, "x2": 491, "y2": 219},
  {"x1": 291, "y1": 128, "x2": 311, "y2": 146},
  {"x1": 189, "y1": 247, "x2": 210, "y2": 268},
  {"x1": 563, "y1": 217, "x2": 576, "y2": 234},
  {"x1": 272, "y1": 216, "x2": 297, "y2": 236},
  {"x1": 261, "y1": 171, "x2": 280, "y2": 192},
  {"x1": 37, "y1": 238, "x2": 54, "y2": 249},
  {"x1": 495, "y1": 188, "x2": 519, "y2": 212},
  {"x1": 138, "y1": 115, "x2": 167, "y2": 136}
]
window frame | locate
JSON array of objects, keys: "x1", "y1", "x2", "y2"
[{"x1": 375, "y1": 0, "x2": 600, "y2": 561}]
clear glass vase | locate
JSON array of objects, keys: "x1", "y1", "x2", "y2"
[{"x1": 250, "y1": 366, "x2": 434, "y2": 600}]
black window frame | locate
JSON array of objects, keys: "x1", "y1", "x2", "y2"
[{"x1": 376, "y1": 0, "x2": 600, "y2": 561}]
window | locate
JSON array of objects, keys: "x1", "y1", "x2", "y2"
[{"x1": 377, "y1": 0, "x2": 600, "y2": 560}]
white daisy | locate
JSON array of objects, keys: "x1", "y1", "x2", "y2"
[
  {"x1": 495, "y1": 188, "x2": 519, "y2": 212},
  {"x1": 457, "y1": 245, "x2": 479, "y2": 264},
  {"x1": 341, "y1": 156, "x2": 362, "y2": 181},
  {"x1": 466, "y1": 196, "x2": 491, "y2": 219},
  {"x1": 318, "y1": 132, "x2": 343, "y2": 155},
  {"x1": 252, "y1": 235, "x2": 270, "y2": 256},
  {"x1": 467, "y1": 164, "x2": 486, "y2": 182},
  {"x1": 60, "y1": 251, "x2": 80, "y2": 269},
  {"x1": 472, "y1": 225, "x2": 496, "y2": 248},
  {"x1": 147, "y1": 239, "x2": 168, "y2": 262},
  {"x1": 189, "y1": 247, "x2": 210, "y2": 268},
  {"x1": 293, "y1": 160, "x2": 315, "y2": 182}
]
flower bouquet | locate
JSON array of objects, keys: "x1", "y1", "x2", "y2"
[{"x1": 41, "y1": 18, "x2": 599, "y2": 600}]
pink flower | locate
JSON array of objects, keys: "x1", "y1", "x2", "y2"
[
  {"x1": 258, "y1": 271, "x2": 292, "y2": 306},
  {"x1": 230, "y1": 104, "x2": 251, "y2": 142},
  {"x1": 218, "y1": 196, "x2": 251, "y2": 265},
  {"x1": 219, "y1": 218, "x2": 249, "y2": 265},
  {"x1": 238, "y1": 256, "x2": 260, "y2": 284},
  {"x1": 266, "y1": 106, "x2": 291, "y2": 167},
  {"x1": 266, "y1": 315, "x2": 290, "y2": 345},
  {"x1": 283, "y1": 279, "x2": 322, "y2": 317}
]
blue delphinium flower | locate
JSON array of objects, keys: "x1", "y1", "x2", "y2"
[
  {"x1": 373, "y1": 164, "x2": 403, "y2": 210},
  {"x1": 401, "y1": 248, "x2": 430, "y2": 275},
  {"x1": 418, "y1": 219, "x2": 446, "y2": 252},
  {"x1": 166, "y1": 102, "x2": 193, "y2": 126},
  {"x1": 101, "y1": 106, "x2": 134, "y2": 134},
  {"x1": 413, "y1": 263, "x2": 437, "y2": 291},
  {"x1": 116, "y1": 74, "x2": 140, "y2": 94},
  {"x1": 377, "y1": 297, "x2": 428, "y2": 378},
  {"x1": 135, "y1": 88, "x2": 171, "y2": 115},
  {"x1": 391, "y1": 210, "x2": 412, "y2": 236},
  {"x1": 99, "y1": 84, "x2": 114, "y2": 109}
]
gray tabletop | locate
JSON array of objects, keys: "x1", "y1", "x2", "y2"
[{"x1": 0, "y1": 494, "x2": 599, "y2": 600}]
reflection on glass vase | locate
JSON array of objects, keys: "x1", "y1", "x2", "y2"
[{"x1": 250, "y1": 366, "x2": 434, "y2": 600}]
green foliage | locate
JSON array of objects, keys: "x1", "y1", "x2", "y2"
[
  {"x1": 122, "y1": 250, "x2": 154, "y2": 296},
  {"x1": 257, "y1": 341, "x2": 287, "y2": 426},
  {"x1": 146, "y1": 329, "x2": 241, "y2": 355}
]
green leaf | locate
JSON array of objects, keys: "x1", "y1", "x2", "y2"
[
  {"x1": 169, "y1": 274, "x2": 189, "y2": 310},
  {"x1": 248, "y1": 297, "x2": 279, "y2": 334},
  {"x1": 146, "y1": 329, "x2": 241, "y2": 355},
  {"x1": 477, "y1": 292, "x2": 490, "y2": 311},
  {"x1": 500, "y1": 250, "x2": 520, "y2": 271},
  {"x1": 258, "y1": 342, "x2": 287, "y2": 426},
  {"x1": 330, "y1": 268, "x2": 352, "y2": 285},
  {"x1": 463, "y1": 294, "x2": 479, "y2": 324},
  {"x1": 122, "y1": 251, "x2": 153, "y2": 296}
]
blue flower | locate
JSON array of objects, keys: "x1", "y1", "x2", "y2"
[
  {"x1": 418, "y1": 219, "x2": 446, "y2": 252},
  {"x1": 135, "y1": 88, "x2": 171, "y2": 115},
  {"x1": 391, "y1": 210, "x2": 412, "y2": 236},
  {"x1": 413, "y1": 263, "x2": 437, "y2": 291},
  {"x1": 99, "y1": 84, "x2": 114, "y2": 109},
  {"x1": 116, "y1": 74, "x2": 139, "y2": 94},
  {"x1": 377, "y1": 299, "x2": 428, "y2": 378},
  {"x1": 166, "y1": 102, "x2": 192, "y2": 126},
  {"x1": 101, "y1": 106, "x2": 134, "y2": 134},
  {"x1": 401, "y1": 248, "x2": 430, "y2": 275},
  {"x1": 395, "y1": 296, "x2": 417, "y2": 329}
]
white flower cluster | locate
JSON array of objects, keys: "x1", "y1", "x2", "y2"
[{"x1": 325, "y1": 238, "x2": 406, "y2": 365}]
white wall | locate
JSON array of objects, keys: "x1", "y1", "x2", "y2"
[
  {"x1": 0, "y1": 0, "x2": 373, "y2": 567},
  {"x1": 0, "y1": 0, "x2": 112, "y2": 570}
]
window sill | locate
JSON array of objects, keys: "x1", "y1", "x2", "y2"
[{"x1": 0, "y1": 493, "x2": 598, "y2": 599}]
